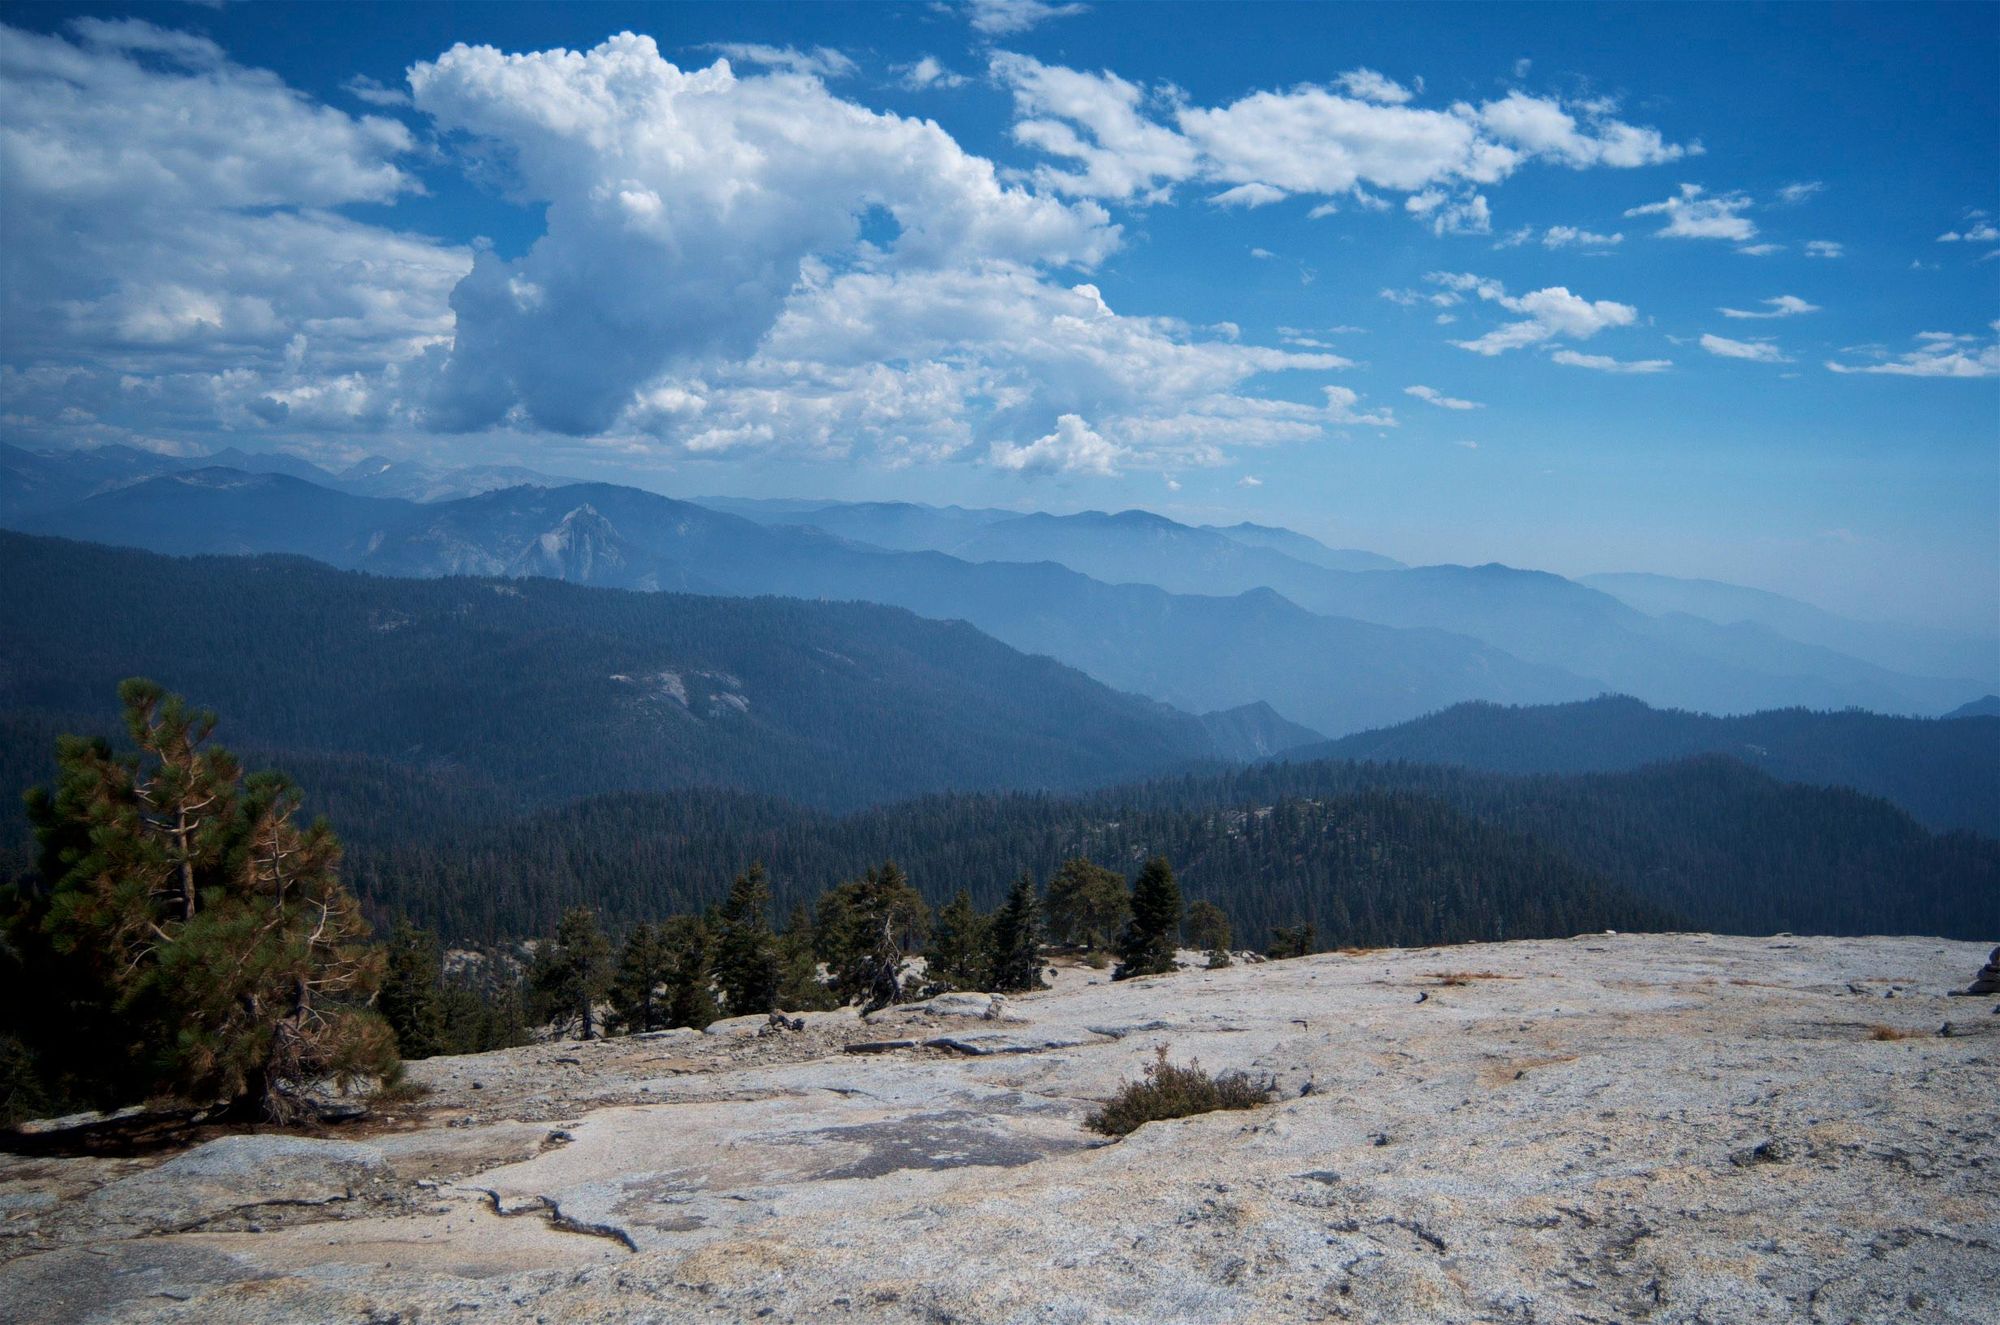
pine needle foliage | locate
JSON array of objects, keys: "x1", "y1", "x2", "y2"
[{"x1": 16, "y1": 679, "x2": 395, "y2": 1122}]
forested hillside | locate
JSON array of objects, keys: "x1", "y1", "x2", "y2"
[
  {"x1": 167, "y1": 750, "x2": 1988, "y2": 949},
  {"x1": 0, "y1": 532, "x2": 1224, "y2": 811},
  {"x1": 1298, "y1": 695, "x2": 2000, "y2": 835}
]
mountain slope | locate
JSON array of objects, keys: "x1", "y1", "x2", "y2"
[
  {"x1": 15, "y1": 473, "x2": 1597, "y2": 736},
  {"x1": 0, "y1": 531, "x2": 1227, "y2": 811},
  {"x1": 1293, "y1": 695, "x2": 2000, "y2": 835},
  {"x1": 1584, "y1": 570, "x2": 2000, "y2": 687},
  {"x1": 724, "y1": 494, "x2": 1974, "y2": 719}
]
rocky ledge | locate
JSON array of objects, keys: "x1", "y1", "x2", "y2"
[{"x1": 3, "y1": 933, "x2": 1995, "y2": 1323}]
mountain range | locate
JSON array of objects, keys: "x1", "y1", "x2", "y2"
[
  {"x1": 1296, "y1": 694, "x2": 2000, "y2": 837},
  {"x1": 3, "y1": 444, "x2": 1992, "y2": 741}
]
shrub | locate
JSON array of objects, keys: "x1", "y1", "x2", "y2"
[{"x1": 1085, "y1": 1045, "x2": 1272, "y2": 1137}]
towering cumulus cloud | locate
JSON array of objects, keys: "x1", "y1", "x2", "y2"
[{"x1": 410, "y1": 34, "x2": 1116, "y2": 435}]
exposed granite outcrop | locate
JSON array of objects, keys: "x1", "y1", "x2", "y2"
[{"x1": 3, "y1": 933, "x2": 1994, "y2": 1323}]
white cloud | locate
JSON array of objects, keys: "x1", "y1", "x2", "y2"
[
  {"x1": 409, "y1": 33, "x2": 1118, "y2": 435},
  {"x1": 990, "y1": 52, "x2": 1687, "y2": 230},
  {"x1": 1777, "y1": 181, "x2": 1824, "y2": 205},
  {"x1": 966, "y1": 0, "x2": 1089, "y2": 36},
  {"x1": 989, "y1": 412, "x2": 1123, "y2": 475},
  {"x1": 702, "y1": 43, "x2": 857, "y2": 80},
  {"x1": 992, "y1": 52, "x2": 1201, "y2": 203},
  {"x1": 1804, "y1": 240, "x2": 1844, "y2": 258},
  {"x1": 342, "y1": 73, "x2": 412, "y2": 107},
  {"x1": 1825, "y1": 329, "x2": 1999, "y2": 378},
  {"x1": 1734, "y1": 243, "x2": 1784, "y2": 256},
  {"x1": 1549, "y1": 350, "x2": 1671, "y2": 373},
  {"x1": 1541, "y1": 225, "x2": 1623, "y2": 248},
  {"x1": 1700, "y1": 333, "x2": 1790, "y2": 363},
  {"x1": 1334, "y1": 68, "x2": 1413, "y2": 104},
  {"x1": 0, "y1": 20, "x2": 467, "y2": 449},
  {"x1": 1237, "y1": 474, "x2": 1263, "y2": 487},
  {"x1": 1210, "y1": 182, "x2": 1289, "y2": 209},
  {"x1": 1719, "y1": 295, "x2": 1819, "y2": 319},
  {"x1": 1405, "y1": 384, "x2": 1482, "y2": 410},
  {"x1": 898, "y1": 55, "x2": 968, "y2": 90},
  {"x1": 1432, "y1": 273, "x2": 1639, "y2": 355},
  {"x1": 1938, "y1": 221, "x2": 2000, "y2": 243},
  {"x1": 1405, "y1": 189, "x2": 1492, "y2": 235},
  {"x1": 1625, "y1": 183, "x2": 1756, "y2": 241}
]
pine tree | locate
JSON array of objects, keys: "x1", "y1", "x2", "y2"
[
  {"x1": 1114, "y1": 856, "x2": 1182, "y2": 981},
  {"x1": 986, "y1": 873, "x2": 1045, "y2": 993},
  {"x1": 659, "y1": 915, "x2": 722, "y2": 1030},
  {"x1": 774, "y1": 904, "x2": 834, "y2": 1012},
  {"x1": 22, "y1": 681, "x2": 396, "y2": 1121},
  {"x1": 531, "y1": 907, "x2": 613, "y2": 1040},
  {"x1": 1266, "y1": 921, "x2": 1318, "y2": 960},
  {"x1": 1044, "y1": 858, "x2": 1130, "y2": 951},
  {"x1": 379, "y1": 919, "x2": 448, "y2": 1059},
  {"x1": 923, "y1": 889, "x2": 988, "y2": 990},
  {"x1": 1186, "y1": 900, "x2": 1232, "y2": 967},
  {"x1": 824, "y1": 861, "x2": 928, "y2": 1011},
  {"x1": 609, "y1": 922, "x2": 674, "y2": 1033},
  {"x1": 713, "y1": 864, "x2": 780, "y2": 1016}
]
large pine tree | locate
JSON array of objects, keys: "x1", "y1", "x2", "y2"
[{"x1": 16, "y1": 680, "x2": 396, "y2": 1121}]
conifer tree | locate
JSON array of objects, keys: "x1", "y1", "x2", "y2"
[
  {"x1": 1114, "y1": 856, "x2": 1182, "y2": 981},
  {"x1": 1186, "y1": 900, "x2": 1232, "y2": 968},
  {"x1": 1044, "y1": 858, "x2": 1130, "y2": 951},
  {"x1": 379, "y1": 919, "x2": 448, "y2": 1059},
  {"x1": 609, "y1": 922, "x2": 674, "y2": 1033},
  {"x1": 986, "y1": 873, "x2": 1046, "y2": 993},
  {"x1": 923, "y1": 889, "x2": 988, "y2": 990},
  {"x1": 824, "y1": 861, "x2": 928, "y2": 1011},
  {"x1": 22, "y1": 681, "x2": 396, "y2": 1121},
  {"x1": 659, "y1": 914, "x2": 722, "y2": 1030},
  {"x1": 1266, "y1": 921, "x2": 1318, "y2": 960},
  {"x1": 774, "y1": 904, "x2": 833, "y2": 1011},
  {"x1": 713, "y1": 864, "x2": 780, "y2": 1016},
  {"x1": 531, "y1": 906, "x2": 613, "y2": 1040}
]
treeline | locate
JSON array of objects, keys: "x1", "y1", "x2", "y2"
[
  {"x1": 321, "y1": 749, "x2": 1997, "y2": 948},
  {"x1": 377, "y1": 853, "x2": 1213, "y2": 1062},
  {"x1": 342, "y1": 780, "x2": 1671, "y2": 949}
]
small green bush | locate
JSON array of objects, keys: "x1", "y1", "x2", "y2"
[{"x1": 1085, "y1": 1045, "x2": 1272, "y2": 1137}]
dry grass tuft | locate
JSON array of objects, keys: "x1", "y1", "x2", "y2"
[
  {"x1": 1868, "y1": 1024, "x2": 1920, "y2": 1042},
  {"x1": 1086, "y1": 1045, "x2": 1272, "y2": 1137}
]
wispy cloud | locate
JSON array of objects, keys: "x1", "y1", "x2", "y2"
[
  {"x1": 1549, "y1": 349, "x2": 1671, "y2": 373},
  {"x1": 1405, "y1": 384, "x2": 1483, "y2": 410},
  {"x1": 1700, "y1": 333, "x2": 1790, "y2": 363},
  {"x1": 966, "y1": 0, "x2": 1089, "y2": 36},
  {"x1": 703, "y1": 43, "x2": 857, "y2": 79},
  {"x1": 1719, "y1": 295, "x2": 1818, "y2": 319},
  {"x1": 1825, "y1": 329, "x2": 1999, "y2": 378},
  {"x1": 1625, "y1": 183, "x2": 1756, "y2": 241},
  {"x1": 1804, "y1": 240, "x2": 1844, "y2": 258}
]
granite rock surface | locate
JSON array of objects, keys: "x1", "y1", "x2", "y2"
[{"x1": 3, "y1": 933, "x2": 1995, "y2": 1324}]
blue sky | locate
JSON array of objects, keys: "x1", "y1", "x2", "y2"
[{"x1": 1, "y1": 1, "x2": 1995, "y2": 629}]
